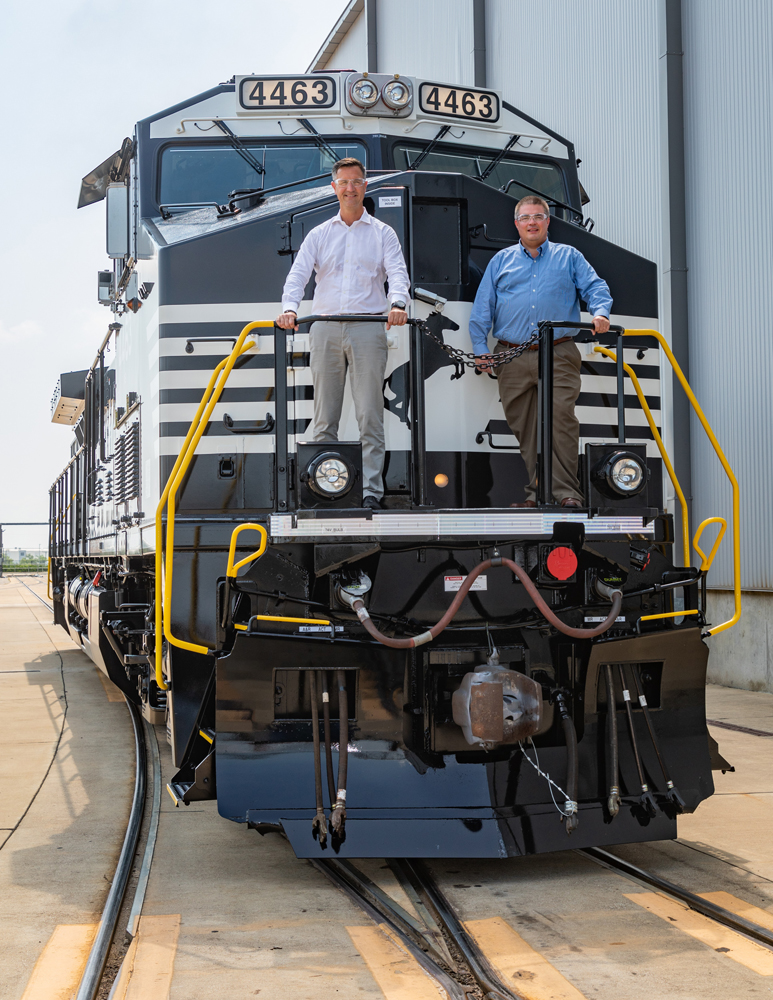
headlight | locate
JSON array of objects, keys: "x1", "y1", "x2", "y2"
[
  {"x1": 610, "y1": 455, "x2": 645, "y2": 492},
  {"x1": 350, "y1": 77, "x2": 379, "y2": 108},
  {"x1": 306, "y1": 452, "x2": 354, "y2": 498},
  {"x1": 593, "y1": 450, "x2": 646, "y2": 497},
  {"x1": 382, "y1": 79, "x2": 411, "y2": 109}
]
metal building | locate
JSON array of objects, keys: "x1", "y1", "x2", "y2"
[{"x1": 308, "y1": 0, "x2": 773, "y2": 691}]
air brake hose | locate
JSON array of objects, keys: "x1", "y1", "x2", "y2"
[
  {"x1": 348, "y1": 558, "x2": 624, "y2": 649},
  {"x1": 554, "y1": 690, "x2": 580, "y2": 834}
]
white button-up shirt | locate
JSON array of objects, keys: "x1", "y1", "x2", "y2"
[{"x1": 281, "y1": 210, "x2": 410, "y2": 316}]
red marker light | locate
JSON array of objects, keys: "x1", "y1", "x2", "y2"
[{"x1": 546, "y1": 546, "x2": 577, "y2": 581}]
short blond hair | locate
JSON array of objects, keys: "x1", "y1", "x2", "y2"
[{"x1": 514, "y1": 195, "x2": 550, "y2": 217}]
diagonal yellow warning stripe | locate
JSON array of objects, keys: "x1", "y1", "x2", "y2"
[
  {"x1": 463, "y1": 916, "x2": 588, "y2": 1000},
  {"x1": 20, "y1": 923, "x2": 97, "y2": 1000},
  {"x1": 699, "y1": 891, "x2": 773, "y2": 932},
  {"x1": 119, "y1": 914, "x2": 181, "y2": 999},
  {"x1": 625, "y1": 892, "x2": 773, "y2": 975},
  {"x1": 347, "y1": 924, "x2": 449, "y2": 999}
]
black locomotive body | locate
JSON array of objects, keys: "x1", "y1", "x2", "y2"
[{"x1": 49, "y1": 72, "x2": 729, "y2": 858}]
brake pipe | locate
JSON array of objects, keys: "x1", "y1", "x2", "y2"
[
  {"x1": 340, "y1": 558, "x2": 623, "y2": 649},
  {"x1": 630, "y1": 664, "x2": 686, "y2": 812},
  {"x1": 618, "y1": 664, "x2": 658, "y2": 816},
  {"x1": 604, "y1": 664, "x2": 621, "y2": 817}
]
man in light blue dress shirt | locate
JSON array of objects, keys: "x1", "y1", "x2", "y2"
[{"x1": 469, "y1": 196, "x2": 612, "y2": 507}]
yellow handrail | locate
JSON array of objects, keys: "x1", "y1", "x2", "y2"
[
  {"x1": 624, "y1": 329, "x2": 741, "y2": 636},
  {"x1": 225, "y1": 523, "x2": 331, "y2": 629},
  {"x1": 154, "y1": 321, "x2": 269, "y2": 683},
  {"x1": 593, "y1": 345, "x2": 690, "y2": 563},
  {"x1": 693, "y1": 517, "x2": 727, "y2": 572},
  {"x1": 640, "y1": 609, "x2": 700, "y2": 622},
  {"x1": 226, "y1": 523, "x2": 268, "y2": 578}
]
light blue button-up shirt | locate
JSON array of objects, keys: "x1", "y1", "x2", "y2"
[{"x1": 468, "y1": 238, "x2": 613, "y2": 354}]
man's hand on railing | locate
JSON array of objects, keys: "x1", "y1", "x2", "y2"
[
  {"x1": 275, "y1": 310, "x2": 299, "y2": 331},
  {"x1": 386, "y1": 308, "x2": 408, "y2": 330},
  {"x1": 592, "y1": 315, "x2": 610, "y2": 335}
]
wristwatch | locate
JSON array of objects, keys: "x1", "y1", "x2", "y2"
[{"x1": 391, "y1": 300, "x2": 406, "y2": 310}]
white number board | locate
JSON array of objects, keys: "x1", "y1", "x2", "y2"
[
  {"x1": 238, "y1": 76, "x2": 337, "y2": 111},
  {"x1": 418, "y1": 83, "x2": 500, "y2": 123}
]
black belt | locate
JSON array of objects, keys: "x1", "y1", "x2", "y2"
[{"x1": 498, "y1": 335, "x2": 574, "y2": 353}]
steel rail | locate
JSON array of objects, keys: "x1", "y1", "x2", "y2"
[
  {"x1": 75, "y1": 698, "x2": 147, "y2": 1000},
  {"x1": 579, "y1": 846, "x2": 773, "y2": 951},
  {"x1": 311, "y1": 859, "x2": 468, "y2": 1000},
  {"x1": 17, "y1": 578, "x2": 54, "y2": 613},
  {"x1": 313, "y1": 857, "x2": 523, "y2": 1000}
]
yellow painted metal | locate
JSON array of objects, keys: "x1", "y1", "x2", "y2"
[
  {"x1": 594, "y1": 344, "x2": 690, "y2": 563},
  {"x1": 226, "y1": 523, "x2": 268, "y2": 578},
  {"x1": 253, "y1": 614, "x2": 331, "y2": 625},
  {"x1": 199, "y1": 728, "x2": 214, "y2": 744},
  {"x1": 154, "y1": 321, "x2": 269, "y2": 678},
  {"x1": 624, "y1": 329, "x2": 741, "y2": 635},
  {"x1": 693, "y1": 516, "x2": 728, "y2": 572},
  {"x1": 640, "y1": 609, "x2": 699, "y2": 622},
  {"x1": 234, "y1": 623, "x2": 248, "y2": 631}
]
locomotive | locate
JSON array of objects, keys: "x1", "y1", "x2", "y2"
[{"x1": 49, "y1": 70, "x2": 739, "y2": 857}]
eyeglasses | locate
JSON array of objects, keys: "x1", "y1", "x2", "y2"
[
  {"x1": 333, "y1": 178, "x2": 366, "y2": 188},
  {"x1": 516, "y1": 213, "x2": 548, "y2": 223}
]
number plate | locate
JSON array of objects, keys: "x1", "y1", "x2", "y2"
[
  {"x1": 237, "y1": 76, "x2": 337, "y2": 111},
  {"x1": 418, "y1": 82, "x2": 500, "y2": 123}
]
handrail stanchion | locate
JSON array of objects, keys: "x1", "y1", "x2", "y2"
[
  {"x1": 536, "y1": 322, "x2": 554, "y2": 506},
  {"x1": 273, "y1": 323, "x2": 289, "y2": 512},
  {"x1": 410, "y1": 321, "x2": 428, "y2": 506},
  {"x1": 616, "y1": 332, "x2": 626, "y2": 444}
]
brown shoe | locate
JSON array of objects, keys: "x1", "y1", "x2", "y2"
[
  {"x1": 510, "y1": 500, "x2": 536, "y2": 508},
  {"x1": 560, "y1": 497, "x2": 583, "y2": 508}
]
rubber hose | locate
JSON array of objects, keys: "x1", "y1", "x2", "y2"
[
  {"x1": 355, "y1": 557, "x2": 623, "y2": 648},
  {"x1": 555, "y1": 692, "x2": 580, "y2": 835}
]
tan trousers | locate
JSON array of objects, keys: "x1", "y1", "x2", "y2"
[
  {"x1": 495, "y1": 339, "x2": 583, "y2": 503},
  {"x1": 309, "y1": 320, "x2": 388, "y2": 499}
]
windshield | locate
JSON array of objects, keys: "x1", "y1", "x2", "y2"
[
  {"x1": 393, "y1": 144, "x2": 565, "y2": 205},
  {"x1": 159, "y1": 141, "x2": 366, "y2": 206}
]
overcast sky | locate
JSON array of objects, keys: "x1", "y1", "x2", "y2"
[{"x1": 0, "y1": 0, "x2": 340, "y2": 551}]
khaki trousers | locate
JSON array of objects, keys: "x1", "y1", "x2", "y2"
[
  {"x1": 495, "y1": 339, "x2": 583, "y2": 503},
  {"x1": 309, "y1": 320, "x2": 388, "y2": 499}
]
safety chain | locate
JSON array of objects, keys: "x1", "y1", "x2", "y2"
[
  {"x1": 418, "y1": 319, "x2": 539, "y2": 374},
  {"x1": 518, "y1": 738, "x2": 578, "y2": 819}
]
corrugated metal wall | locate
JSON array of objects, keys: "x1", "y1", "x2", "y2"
[
  {"x1": 322, "y1": 8, "x2": 367, "y2": 70},
  {"x1": 683, "y1": 0, "x2": 773, "y2": 590},
  {"x1": 375, "y1": 0, "x2": 475, "y2": 86},
  {"x1": 487, "y1": 0, "x2": 661, "y2": 265}
]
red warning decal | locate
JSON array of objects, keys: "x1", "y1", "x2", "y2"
[{"x1": 546, "y1": 546, "x2": 577, "y2": 581}]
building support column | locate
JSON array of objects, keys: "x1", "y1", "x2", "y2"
[
  {"x1": 366, "y1": 0, "x2": 378, "y2": 73},
  {"x1": 473, "y1": 0, "x2": 486, "y2": 87},
  {"x1": 659, "y1": 0, "x2": 692, "y2": 564}
]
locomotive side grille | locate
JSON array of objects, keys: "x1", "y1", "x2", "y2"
[{"x1": 114, "y1": 421, "x2": 141, "y2": 504}]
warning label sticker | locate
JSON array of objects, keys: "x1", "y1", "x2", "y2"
[
  {"x1": 379, "y1": 195, "x2": 402, "y2": 207},
  {"x1": 297, "y1": 625, "x2": 344, "y2": 633},
  {"x1": 444, "y1": 575, "x2": 487, "y2": 592},
  {"x1": 584, "y1": 616, "x2": 625, "y2": 623}
]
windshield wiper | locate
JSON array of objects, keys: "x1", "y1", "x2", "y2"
[
  {"x1": 298, "y1": 118, "x2": 341, "y2": 164},
  {"x1": 213, "y1": 120, "x2": 265, "y2": 179},
  {"x1": 478, "y1": 134, "x2": 520, "y2": 181},
  {"x1": 408, "y1": 125, "x2": 451, "y2": 170}
]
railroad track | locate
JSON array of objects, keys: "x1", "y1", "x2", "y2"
[
  {"x1": 314, "y1": 838, "x2": 773, "y2": 1000},
  {"x1": 16, "y1": 576, "x2": 162, "y2": 1000},
  {"x1": 16, "y1": 577, "x2": 773, "y2": 995}
]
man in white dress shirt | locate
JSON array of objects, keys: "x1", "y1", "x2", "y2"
[{"x1": 276, "y1": 157, "x2": 410, "y2": 510}]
